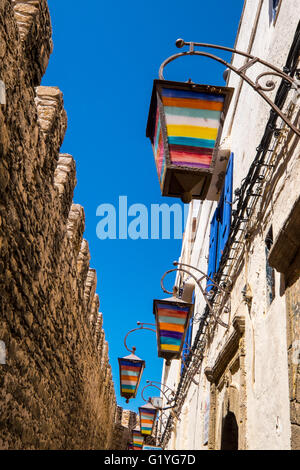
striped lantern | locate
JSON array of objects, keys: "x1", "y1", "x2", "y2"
[
  {"x1": 153, "y1": 295, "x2": 193, "y2": 363},
  {"x1": 139, "y1": 401, "x2": 158, "y2": 436},
  {"x1": 118, "y1": 353, "x2": 145, "y2": 403},
  {"x1": 146, "y1": 79, "x2": 233, "y2": 202},
  {"x1": 132, "y1": 428, "x2": 144, "y2": 450}
]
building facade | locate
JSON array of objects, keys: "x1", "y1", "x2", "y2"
[{"x1": 159, "y1": 0, "x2": 300, "y2": 450}]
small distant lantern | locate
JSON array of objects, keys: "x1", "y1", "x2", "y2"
[
  {"x1": 153, "y1": 295, "x2": 193, "y2": 364},
  {"x1": 146, "y1": 79, "x2": 233, "y2": 202},
  {"x1": 139, "y1": 400, "x2": 158, "y2": 436},
  {"x1": 132, "y1": 428, "x2": 144, "y2": 450},
  {"x1": 118, "y1": 352, "x2": 145, "y2": 403}
]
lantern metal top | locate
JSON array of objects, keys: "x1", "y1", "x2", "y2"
[
  {"x1": 139, "y1": 399, "x2": 157, "y2": 412},
  {"x1": 157, "y1": 294, "x2": 192, "y2": 305},
  {"x1": 120, "y1": 352, "x2": 144, "y2": 362}
]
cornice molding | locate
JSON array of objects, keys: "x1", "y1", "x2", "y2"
[{"x1": 205, "y1": 313, "x2": 245, "y2": 384}]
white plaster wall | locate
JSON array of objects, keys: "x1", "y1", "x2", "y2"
[{"x1": 226, "y1": 0, "x2": 299, "y2": 449}]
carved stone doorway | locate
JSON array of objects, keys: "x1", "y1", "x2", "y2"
[{"x1": 204, "y1": 314, "x2": 247, "y2": 450}]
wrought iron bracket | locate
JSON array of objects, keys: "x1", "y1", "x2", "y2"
[
  {"x1": 141, "y1": 380, "x2": 177, "y2": 410},
  {"x1": 158, "y1": 39, "x2": 300, "y2": 137},
  {"x1": 161, "y1": 261, "x2": 230, "y2": 328},
  {"x1": 124, "y1": 322, "x2": 156, "y2": 354}
]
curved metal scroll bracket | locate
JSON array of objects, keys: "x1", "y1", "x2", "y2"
[
  {"x1": 159, "y1": 39, "x2": 300, "y2": 137},
  {"x1": 141, "y1": 380, "x2": 177, "y2": 410},
  {"x1": 124, "y1": 322, "x2": 156, "y2": 354},
  {"x1": 161, "y1": 261, "x2": 230, "y2": 328}
]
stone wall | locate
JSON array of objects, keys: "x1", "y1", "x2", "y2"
[
  {"x1": 286, "y1": 276, "x2": 300, "y2": 450},
  {"x1": 112, "y1": 407, "x2": 159, "y2": 450},
  {"x1": 113, "y1": 407, "x2": 138, "y2": 450},
  {"x1": 269, "y1": 195, "x2": 300, "y2": 450},
  {"x1": 0, "y1": 0, "x2": 117, "y2": 449}
]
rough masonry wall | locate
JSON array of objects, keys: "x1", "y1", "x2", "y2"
[
  {"x1": 286, "y1": 275, "x2": 300, "y2": 450},
  {"x1": 113, "y1": 407, "x2": 138, "y2": 450},
  {"x1": 0, "y1": 0, "x2": 117, "y2": 449}
]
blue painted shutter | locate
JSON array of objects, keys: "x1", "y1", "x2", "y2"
[
  {"x1": 217, "y1": 153, "x2": 234, "y2": 266},
  {"x1": 273, "y1": 0, "x2": 279, "y2": 19},
  {"x1": 216, "y1": 190, "x2": 224, "y2": 269},
  {"x1": 207, "y1": 207, "x2": 219, "y2": 291},
  {"x1": 207, "y1": 153, "x2": 234, "y2": 291}
]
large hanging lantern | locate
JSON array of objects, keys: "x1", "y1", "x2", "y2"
[
  {"x1": 118, "y1": 352, "x2": 145, "y2": 403},
  {"x1": 139, "y1": 400, "x2": 158, "y2": 436},
  {"x1": 146, "y1": 79, "x2": 233, "y2": 202},
  {"x1": 132, "y1": 428, "x2": 144, "y2": 450},
  {"x1": 153, "y1": 295, "x2": 193, "y2": 363}
]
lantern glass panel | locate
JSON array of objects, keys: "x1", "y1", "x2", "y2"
[
  {"x1": 139, "y1": 402, "x2": 158, "y2": 436},
  {"x1": 132, "y1": 430, "x2": 144, "y2": 450},
  {"x1": 118, "y1": 353, "x2": 145, "y2": 402},
  {"x1": 146, "y1": 80, "x2": 234, "y2": 201},
  {"x1": 153, "y1": 297, "x2": 193, "y2": 361}
]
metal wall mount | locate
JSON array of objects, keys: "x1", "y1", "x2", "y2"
[
  {"x1": 161, "y1": 261, "x2": 230, "y2": 329},
  {"x1": 159, "y1": 39, "x2": 300, "y2": 137},
  {"x1": 141, "y1": 380, "x2": 177, "y2": 410},
  {"x1": 124, "y1": 322, "x2": 156, "y2": 354}
]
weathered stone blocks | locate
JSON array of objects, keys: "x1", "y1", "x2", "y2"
[{"x1": 0, "y1": 0, "x2": 118, "y2": 450}]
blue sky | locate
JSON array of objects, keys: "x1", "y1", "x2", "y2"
[{"x1": 44, "y1": 0, "x2": 244, "y2": 412}]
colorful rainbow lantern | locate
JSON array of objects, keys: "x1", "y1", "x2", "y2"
[
  {"x1": 132, "y1": 428, "x2": 144, "y2": 450},
  {"x1": 153, "y1": 295, "x2": 193, "y2": 364},
  {"x1": 139, "y1": 401, "x2": 158, "y2": 436},
  {"x1": 118, "y1": 353, "x2": 145, "y2": 403},
  {"x1": 146, "y1": 79, "x2": 233, "y2": 202}
]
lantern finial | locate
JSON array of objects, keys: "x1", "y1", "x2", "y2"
[{"x1": 175, "y1": 38, "x2": 185, "y2": 48}]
